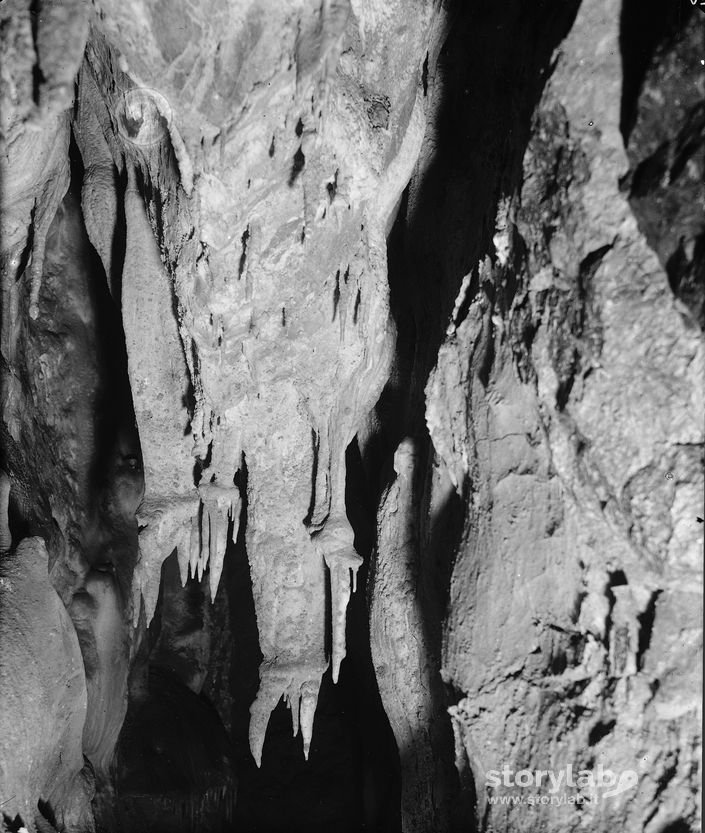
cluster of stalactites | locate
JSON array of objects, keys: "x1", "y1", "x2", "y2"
[
  {"x1": 244, "y1": 516, "x2": 363, "y2": 768},
  {"x1": 249, "y1": 662, "x2": 328, "y2": 767},
  {"x1": 283, "y1": 678, "x2": 322, "y2": 760},
  {"x1": 177, "y1": 481, "x2": 242, "y2": 603}
]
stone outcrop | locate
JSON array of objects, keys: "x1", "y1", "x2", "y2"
[{"x1": 0, "y1": 539, "x2": 92, "y2": 833}]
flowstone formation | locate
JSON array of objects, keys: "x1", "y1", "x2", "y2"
[
  {"x1": 73, "y1": 0, "x2": 433, "y2": 769},
  {"x1": 0, "y1": 0, "x2": 702, "y2": 831},
  {"x1": 3, "y1": 0, "x2": 437, "y2": 820}
]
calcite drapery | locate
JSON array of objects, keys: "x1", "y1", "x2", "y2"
[
  {"x1": 122, "y1": 163, "x2": 200, "y2": 625},
  {"x1": 72, "y1": 0, "x2": 433, "y2": 764}
]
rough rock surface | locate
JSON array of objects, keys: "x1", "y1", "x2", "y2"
[
  {"x1": 0, "y1": 0, "x2": 702, "y2": 831},
  {"x1": 0, "y1": 539, "x2": 92, "y2": 833},
  {"x1": 422, "y1": 3, "x2": 703, "y2": 832}
]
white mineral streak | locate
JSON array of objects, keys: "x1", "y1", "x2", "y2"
[{"x1": 122, "y1": 167, "x2": 198, "y2": 624}]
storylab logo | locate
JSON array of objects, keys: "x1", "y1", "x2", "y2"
[{"x1": 485, "y1": 764, "x2": 639, "y2": 807}]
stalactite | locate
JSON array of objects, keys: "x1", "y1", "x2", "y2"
[
  {"x1": 249, "y1": 664, "x2": 285, "y2": 768},
  {"x1": 26, "y1": 118, "x2": 71, "y2": 322},
  {"x1": 299, "y1": 677, "x2": 322, "y2": 760},
  {"x1": 122, "y1": 165, "x2": 198, "y2": 623},
  {"x1": 190, "y1": 481, "x2": 242, "y2": 600},
  {"x1": 73, "y1": 66, "x2": 120, "y2": 296},
  {"x1": 185, "y1": 513, "x2": 200, "y2": 586},
  {"x1": 315, "y1": 516, "x2": 363, "y2": 683},
  {"x1": 31, "y1": 0, "x2": 90, "y2": 123},
  {"x1": 248, "y1": 658, "x2": 329, "y2": 767},
  {"x1": 285, "y1": 686, "x2": 301, "y2": 738}
]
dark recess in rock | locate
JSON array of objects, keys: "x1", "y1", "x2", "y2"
[
  {"x1": 620, "y1": 1, "x2": 705, "y2": 327},
  {"x1": 588, "y1": 719, "x2": 617, "y2": 746}
]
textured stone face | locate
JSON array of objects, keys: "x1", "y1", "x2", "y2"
[
  {"x1": 0, "y1": 0, "x2": 702, "y2": 831},
  {"x1": 423, "y1": 3, "x2": 703, "y2": 830},
  {"x1": 0, "y1": 539, "x2": 91, "y2": 832}
]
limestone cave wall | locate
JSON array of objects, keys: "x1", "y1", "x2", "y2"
[{"x1": 0, "y1": 1, "x2": 702, "y2": 832}]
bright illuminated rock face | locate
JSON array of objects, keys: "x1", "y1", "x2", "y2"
[{"x1": 71, "y1": 0, "x2": 433, "y2": 769}]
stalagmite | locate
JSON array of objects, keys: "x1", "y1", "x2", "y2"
[
  {"x1": 69, "y1": 563, "x2": 129, "y2": 777},
  {"x1": 371, "y1": 438, "x2": 442, "y2": 831}
]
